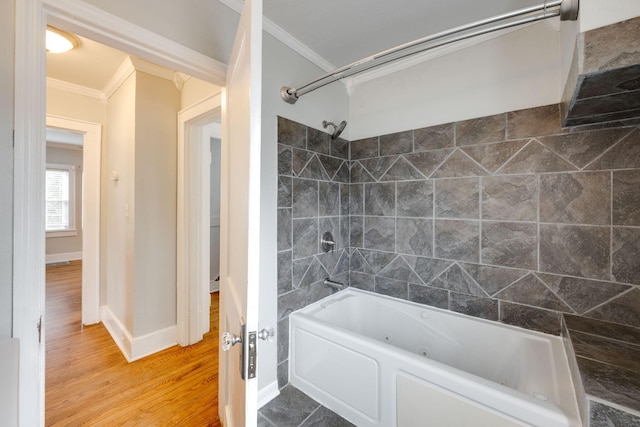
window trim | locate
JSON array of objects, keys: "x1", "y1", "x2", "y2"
[{"x1": 45, "y1": 162, "x2": 77, "y2": 238}]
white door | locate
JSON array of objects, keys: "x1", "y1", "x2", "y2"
[{"x1": 218, "y1": 0, "x2": 262, "y2": 425}]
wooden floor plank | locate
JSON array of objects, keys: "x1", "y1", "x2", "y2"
[{"x1": 45, "y1": 261, "x2": 221, "y2": 426}]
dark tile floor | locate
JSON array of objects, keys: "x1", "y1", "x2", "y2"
[{"x1": 258, "y1": 385, "x2": 355, "y2": 427}]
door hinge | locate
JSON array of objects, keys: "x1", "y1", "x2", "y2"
[{"x1": 37, "y1": 316, "x2": 42, "y2": 343}]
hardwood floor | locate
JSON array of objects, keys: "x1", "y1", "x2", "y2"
[{"x1": 45, "y1": 260, "x2": 221, "y2": 426}]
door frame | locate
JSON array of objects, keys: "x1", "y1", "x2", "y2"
[
  {"x1": 14, "y1": 0, "x2": 227, "y2": 424},
  {"x1": 177, "y1": 92, "x2": 222, "y2": 346},
  {"x1": 46, "y1": 115, "x2": 102, "y2": 325}
]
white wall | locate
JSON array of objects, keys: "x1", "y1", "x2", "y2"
[
  {"x1": 133, "y1": 71, "x2": 180, "y2": 336},
  {"x1": 259, "y1": 32, "x2": 350, "y2": 395},
  {"x1": 348, "y1": 21, "x2": 561, "y2": 140},
  {"x1": 181, "y1": 78, "x2": 221, "y2": 110},
  {"x1": 210, "y1": 137, "x2": 221, "y2": 284},
  {"x1": 0, "y1": 0, "x2": 14, "y2": 340},
  {"x1": 45, "y1": 146, "x2": 84, "y2": 259},
  {"x1": 579, "y1": 0, "x2": 640, "y2": 32}
]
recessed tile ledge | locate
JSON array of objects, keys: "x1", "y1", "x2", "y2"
[{"x1": 562, "y1": 314, "x2": 640, "y2": 426}]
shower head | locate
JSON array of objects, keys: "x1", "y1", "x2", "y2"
[{"x1": 322, "y1": 120, "x2": 347, "y2": 140}]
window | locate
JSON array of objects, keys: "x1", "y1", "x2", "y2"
[{"x1": 46, "y1": 163, "x2": 76, "y2": 237}]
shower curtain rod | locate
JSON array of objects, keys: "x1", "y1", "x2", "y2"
[{"x1": 281, "y1": 0, "x2": 579, "y2": 104}]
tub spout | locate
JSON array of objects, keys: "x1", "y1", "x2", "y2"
[{"x1": 323, "y1": 278, "x2": 344, "y2": 292}]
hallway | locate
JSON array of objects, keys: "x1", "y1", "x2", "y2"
[{"x1": 45, "y1": 260, "x2": 220, "y2": 426}]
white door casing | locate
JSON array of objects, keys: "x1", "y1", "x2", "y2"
[
  {"x1": 46, "y1": 116, "x2": 101, "y2": 326},
  {"x1": 219, "y1": 0, "x2": 263, "y2": 425},
  {"x1": 177, "y1": 93, "x2": 222, "y2": 346}
]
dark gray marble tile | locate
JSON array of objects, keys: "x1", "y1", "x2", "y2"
[
  {"x1": 300, "y1": 406, "x2": 356, "y2": 427},
  {"x1": 570, "y1": 330, "x2": 640, "y2": 374},
  {"x1": 375, "y1": 276, "x2": 409, "y2": 300},
  {"x1": 435, "y1": 177, "x2": 480, "y2": 219},
  {"x1": 278, "y1": 251, "x2": 293, "y2": 295},
  {"x1": 405, "y1": 149, "x2": 455, "y2": 178},
  {"x1": 481, "y1": 221, "x2": 537, "y2": 270},
  {"x1": 613, "y1": 169, "x2": 640, "y2": 226},
  {"x1": 455, "y1": 113, "x2": 506, "y2": 146},
  {"x1": 590, "y1": 401, "x2": 640, "y2": 427},
  {"x1": 612, "y1": 227, "x2": 640, "y2": 285},
  {"x1": 277, "y1": 283, "x2": 332, "y2": 321},
  {"x1": 495, "y1": 274, "x2": 572, "y2": 312},
  {"x1": 258, "y1": 413, "x2": 273, "y2": 427},
  {"x1": 538, "y1": 128, "x2": 632, "y2": 169},
  {"x1": 349, "y1": 216, "x2": 363, "y2": 248},
  {"x1": 307, "y1": 127, "x2": 331, "y2": 155},
  {"x1": 292, "y1": 178, "x2": 318, "y2": 218},
  {"x1": 259, "y1": 385, "x2": 320, "y2": 427},
  {"x1": 431, "y1": 150, "x2": 489, "y2": 178},
  {"x1": 408, "y1": 284, "x2": 449, "y2": 309},
  {"x1": 297, "y1": 257, "x2": 330, "y2": 289},
  {"x1": 340, "y1": 184, "x2": 349, "y2": 217},
  {"x1": 292, "y1": 218, "x2": 318, "y2": 259},
  {"x1": 316, "y1": 248, "x2": 344, "y2": 278},
  {"x1": 277, "y1": 317, "x2": 289, "y2": 364},
  {"x1": 351, "y1": 137, "x2": 378, "y2": 160},
  {"x1": 450, "y1": 292, "x2": 499, "y2": 321},
  {"x1": 576, "y1": 356, "x2": 640, "y2": 413},
  {"x1": 397, "y1": 180, "x2": 433, "y2": 218},
  {"x1": 378, "y1": 255, "x2": 423, "y2": 284},
  {"x1": 459, "y1": 263, "x2": 527, "y2": 296},
  {"x1": 279, "y1": 144, "x2": 293, "y2": 176},
  {"x1": 539, "y1": 224, "x2": 610, "y2": 280},
  {"x1": 397, "y1": 218, "x2": 433, "y2": 257},
  {"x1": 565, "y1": 314, "x2": 640, "y2": 346},
  {"x1": 360, "y1": 249, "x2": 400, "y2": 274},
  {"x1": 414, "y1": 123, "x2": 455, "y2": 152},
  {"x1": 498, "y1": 140, "x2": 577, "y2": 174},
  {"x1": 539, "y1": 171, "x2": 610, "y2": 225},
  {"x1": 349, "y1": 249, "x2": 374, "y2": 274},
  {"x1": 482, "y1": 175, "x2": 537, "y2": 221},
  {"x1": 278, "y1": 208, "x2": 292, "y2": 251},
  {"x1": 349, "y1": 271, "x2": 375, "y2": 292},
  {"x1": 334, "y1": 162, "x2": 350, "y2": 183},
  {"x1": 583, "y1": 16, "x2": 640, "y2": 73},
  {"x1": 500, "y1": 302, "x2": 562, "y2": 335},
  {"x1": 278, "y1": 116, "x2": 307, "y2": 148},
  {"x1": 434, "y1": 220, "x2": 480, "y2": 263},
  {"x1": 278, "y1": 175, "x2": 293, "y2": 208},
  {"x1": 349, "y1": 162, "x2": 376, "y2": 184},
  {"x1": 577, "y1": 64, "x2": 640, "y2": 99},
  {"x1": 586, "y1": 288, "x2": 640, "y2": 329},
  {"x1": 461, "y1": 139, "x2": 528, "y2": 174},
  {"x1": 331, "y1": 137, "x2": 349, "y2": 160},
  {"x1": 363, "y1": 217, "x2": 395, "y2": 252},
  {"x1": 380, "y1": 130, "x2": 413, "y2": 156},
  {"x1": 292, "y1": 257, "x2": 314, "y2": 289},
  {"x1": 277, "y1": 360, "x2": 289, "y2": 390},
  {"x1": 318, "y1": 181, "x2": 339, "y2": 217},
  {"x1": 364, "y1": 183, "x2": 395, "y2": 216},
  {"x1": 507, "y1": 104, "x2": 561, "y2": 140},
  {"x1": 299, "y1": 155, "x2": 331, "y2": 181},
  {"x1": 403, "y1": 256, "x2": 453, "y2": 285},
  {"x1": 380, "y1": 156, "x2": 426, "y2": 181},
  {"x1": 538, "y1": 273, "x2": 630, "y2": 315},
  {"x1": 586, "y1": 129, "x2": 640, "y2": 170},
  {"x1": 430, "y1": 264, "x2": 486, "y2": 297},
  {"x1": 318, "y1": 155, "x2": 344, "y2": 181},
  {"x1": 293, "y1": 149, "x2": 313, "y2": 177},
  {"x1": 349, "y1": 184, "x2": 364, "y2": 216},
  {"x1": 359, "y1": 156, "x2": 397, "y2": 181}
]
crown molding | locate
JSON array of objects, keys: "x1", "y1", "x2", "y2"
[
  {"x1": 219, "y1": 0, "x2": 335, "y2": 72},
  {"x1": 43, "y1": 0, "x2": 227, "y2": 86},
  {"x1": 46, "y1": 77, "x2": 106, "y2": 102}
]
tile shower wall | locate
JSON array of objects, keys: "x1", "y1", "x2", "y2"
[
  {"x1": 349, "y1": 104, "x2": 640, "y2": 336},
  {"x1": 277, "y1": 117, "x2": 350, "y2": 388}
]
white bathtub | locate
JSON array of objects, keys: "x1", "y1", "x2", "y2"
[{"x1": 289, "y1": 288, "x2": 581, "y2": 427}]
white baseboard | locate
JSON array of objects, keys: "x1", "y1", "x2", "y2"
[
  {"x1": 257, "y1": 380, "x2": 280, "y2": 409},
  {"x1": 100, "y1": 305, "x2": 177, "y2": 362},
  {"x1": 210, "y1": 279, "x2": 219, "y2": 293},
  {"x1": 45, "y1": 251, "x2": 82, "y2": 264}
]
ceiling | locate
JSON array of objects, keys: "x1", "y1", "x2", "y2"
[{"x1": 47, "y1": 0, "x2": 545, "y2": 93}]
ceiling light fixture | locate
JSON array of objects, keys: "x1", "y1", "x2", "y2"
[{"x1": 46, "y1": 26, "x2": 79, "y2": 53}]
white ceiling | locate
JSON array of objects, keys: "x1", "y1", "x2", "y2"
[{"x1": 46, "y1": 0, "x2": 544, "y2": 93}]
